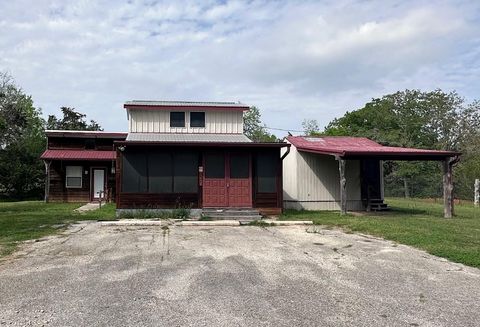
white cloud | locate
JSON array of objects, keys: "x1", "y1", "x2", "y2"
[{"x1": 0, "y1": 0, "x2": 478, "y2": 134}]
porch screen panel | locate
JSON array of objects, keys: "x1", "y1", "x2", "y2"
[
  {"x1": 256, "y1": 153, "x2": 277, "y2": 193},
  {"x1": 173, "y1": 152, "x2": 198, "y2": 193},
  {"x1": 149, "y1": 153, "x2": 173, "y2": 193},
  {"x1": 122, "y1": 152, "x2": 147, "y2": 192}
]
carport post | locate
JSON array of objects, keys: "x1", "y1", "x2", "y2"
[
  {"x1": 443, "y1": 156, "x2": 458, "y2": 218},
  {"x1": 337, "y1": 157, "x2": 347, "y2": 215}
]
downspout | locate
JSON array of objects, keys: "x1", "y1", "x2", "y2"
[
  {"x1": 281, "y1": 145, "x2": 291, "y2": 160},
  {"x1": 279, "y1": 145, "x2": 291, "y2": 213}
]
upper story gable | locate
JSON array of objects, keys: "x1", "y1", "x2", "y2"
[
  {"x1": 46, "y1": 130, "x2": 127, "y2": 150},
  {"x1": 124, "y1": 100, "x2": 250, "y2": 134}
]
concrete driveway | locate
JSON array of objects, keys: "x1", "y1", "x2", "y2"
[{"x1": 1, "y1": 223, "x2": 479, "y2": 327}]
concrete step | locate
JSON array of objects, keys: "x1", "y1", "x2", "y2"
[
  {"x1": 207, "y1": 215, "x2": 262, "y2": 221},
  {"x1": 202, "y1": 208, "x2": 261, "y2": 219}
]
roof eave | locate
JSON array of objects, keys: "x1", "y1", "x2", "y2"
[
  {"x1": 124, "y1": 104, "x2": 249, "y2": 111},
  {"x1": 114, "y1": 141, "x2": 289, "y2": 148}
]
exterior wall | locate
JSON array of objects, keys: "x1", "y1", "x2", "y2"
[
  {"x1": 128, "y1": 109, "x2": 244, "y2": 134},
  {"x1": 283, "y1": 143, "x2": 364, "y2": 211},
  {"x1": 116, "y1": 146, "x2": 283, "y2": 213},
  {"x1": 48, "y1": 161, "x2": 115, "y2": 202}
]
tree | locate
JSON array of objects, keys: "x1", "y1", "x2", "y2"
[
  {"x1": 0, "y1": 72, "x2": 46, "y2": 199},
  {"x1": 324, "y1": 89, "x2": 480, "y2": 199},
  {"x1": 302, "y1": 119, "x2": 320, "y2": 136},
  {"x1": 47, "y1": 107, "x2": 102, "y2": 131},
  {"x1": 243, "y1": 106, "x2": 277, "y2": 142}
]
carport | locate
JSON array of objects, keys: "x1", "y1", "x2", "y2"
[{"x1": 286, "y1": 136, "x2": 460, "y2": 218}]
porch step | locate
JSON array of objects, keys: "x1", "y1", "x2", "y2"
[
  {"x1": 367, "y1": 199, "x2": 390, "y2": 211},
  {"x1": 201, "y1": 208, "x2": 262, "y2": 221}
]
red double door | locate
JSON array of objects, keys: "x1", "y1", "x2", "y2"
[{"x1": 203, "y1": 152, "x2": 252, "y2": 207}]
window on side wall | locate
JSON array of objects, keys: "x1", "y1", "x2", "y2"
[
  {"x1": 190, "y1": 112, "x2": 205, "y2": 128},
  {"x1": 170, "y1": 112, "x2": 185, "y2": 128},
  {"x1": 66, "y1": 166, "x2": 82, "y2": 188}
]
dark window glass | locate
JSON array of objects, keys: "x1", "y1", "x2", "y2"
[
  {"x1": 122, "y1": 152, "x2": 147, "y2": 192},
  {"x1": 190, "y1": 112, "x2": 205, "y2": 128},
  {"x1": 205, "y1": 153, "x2": 225, "y2": 178},
  {"x1": 149, "y1": 153, "x2": 173, "y2": 193},
  {"x1": 173, "y1": 153, "x2": 198, "y2": 193},
  {"x1": 170, "y1": 112, "x2": 185, "y2": 127},
  {"x1": 230, "y1": 154, "x2": 249, "y2": 178},
  {"x1": 256, "y1": 153, "x2": 277, "y2": 193},
  {"x1": 85, "y1": 139, "x2": 95, "y2": 149}
]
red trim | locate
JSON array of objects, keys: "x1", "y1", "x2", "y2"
[{"x1": 124, "y1": 104, "x2": 249, "y2": 111}]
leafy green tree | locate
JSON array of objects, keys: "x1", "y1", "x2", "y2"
[
  {"x1": 0, "y1": 72, "x2": 46, "y2": 199},
  {"x1": 302, "y1": 119, "x2": 320, "y2": 136},
  {"x1": 324, "y1": 89, "x2": 480, "y2": 199},
  {"x1": 243, "y1": 106, "x2": 277, "y2": 142},
  {"x1": 47, "y1": 107, "x2": 102, "y2": 131}
]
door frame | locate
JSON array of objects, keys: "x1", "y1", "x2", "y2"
[
  {"x1": 90, "y1": 167, "x2": 107, "y2": 201},
  {"x1": 202, "y1": 151, "x2": 253, "y2": 208}
]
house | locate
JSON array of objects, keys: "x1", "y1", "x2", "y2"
[
  {"x1": 282, "y1": 136, "x2": 459, "y2": 217},
  {"x1": 115, "y1": 101, "x2": 289, "y2": 216},
  {"x1": 40, "y1": 130, "x2": 127, "y2": 202}
]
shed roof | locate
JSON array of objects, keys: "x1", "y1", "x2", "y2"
[
  {"x1": 124, "y1": 100, "x2": 249, "y2": 111},
  {"x1": 287, "y1": 136, "x2": 459, "y2": 160},
  {"x1": 126, "y1": 133, "x2": 252, "y2": 143},
  {"x1": 40, "y1": 150, "x2": 116, "y2": 161}
]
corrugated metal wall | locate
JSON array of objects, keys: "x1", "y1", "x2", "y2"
[
  {"x1": 283, "y1": 141, "x2": 364, "y2": 211},
  {"x1": 128, "y1": 110, "x2": 244, "y2": 134}
]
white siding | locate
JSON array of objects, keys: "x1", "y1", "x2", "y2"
[
  {"x1": 128, "y1": 109, "x2": 244, "y2": 134},
  {"x1": 283, "y1": 142, "x2": 364, "y2": 211}
]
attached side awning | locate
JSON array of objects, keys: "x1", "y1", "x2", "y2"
[
  {"x1": 287, "y1": 136, "x2": 459, "y2": 160},
  {"x1": 40, "y1": 150, "x2": 116, "y2": 161}
]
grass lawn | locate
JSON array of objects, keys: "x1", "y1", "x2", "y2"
[
  {"x1": 0, "y1": 201, "x2": 116, "y2": 257},
  {"x1": 281, "y1": 198, "x2": 480, "y2": 268}
]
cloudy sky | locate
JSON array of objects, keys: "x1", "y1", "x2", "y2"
[{"x1": 1, "y1": 0, "x2": 479, "y2": 135}]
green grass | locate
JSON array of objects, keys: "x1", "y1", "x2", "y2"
[
  {"x1": 0, "y1": 201, "x2": 116, "y2": 257},
  {"x1": 280, "y1": 198, "x2": 480, "y2": 268}
]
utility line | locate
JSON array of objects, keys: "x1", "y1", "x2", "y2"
[{"x1": 264, "y1": 126, "x2": 304, "y2": 133}]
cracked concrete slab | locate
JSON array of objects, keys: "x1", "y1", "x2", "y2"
[{"x1": 0, "y1": 222, "x2": 479, "y2": 326}]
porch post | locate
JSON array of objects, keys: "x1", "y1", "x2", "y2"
[
  {"x1": 443, "y1": 156, "x2": 458, "y2": 218},
  {"x1": 337, "y1": 157, "x2": 347, "y2": 215},
  {"x1": 43, "y1": 160, "x2": 51, "y2": 203}
]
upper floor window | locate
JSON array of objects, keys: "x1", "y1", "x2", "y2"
[
  {"x1": 190, "y1": 112, "x2": 205, "y2": 128},
  {"x1": 85, "y1": 139, "x2": 95, "y2": 149},
  {"x1": 170, "y1": 112, "x2": 185, "y2": 128}
]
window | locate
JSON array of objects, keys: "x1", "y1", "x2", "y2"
[
  {"x1": 148, "y1": 153, "x2": 173, "y2": 193},
  {"x1": 173, "y1": 153, "x2": 198, "y2": 193},
  {"x1": 205, "y1": 153, "x2": 225, "y2": 178},
  {"x1": 256, "y1": 153, "x2": 277, "y2": 192},
  {"x1": 122, "y1": 152, "x2": 147, "y2": 192},
  {"x1": 66, "y1": 166, "x2": 82, "y2": 188},
  {"x1": 230, "y1": 154, "x2": 249, "y2": 178},
  {"x1": 122, "y1": 151, "x2": 198, "y2": 193},
  {"x1": 190, "y1": 112, "x2": 205, "y2": 128},
  {"x1": 170, "y1": 112, "x2": 185, "y2": 127},
  {"x1": 85, "y1": 139, "x2": 95, "y2": 149}
]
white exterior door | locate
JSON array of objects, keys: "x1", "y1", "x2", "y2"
[{"x1": 93, "y1": 169, "x2": 105, "y2": 199}]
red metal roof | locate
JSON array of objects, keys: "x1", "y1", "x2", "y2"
[
  {"x1": 287, "y1": 136, "x2": 459, "y2": 159},
  {"x1": 40, "y1": 150, "x2": 116, "y2": 161}
]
